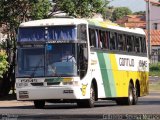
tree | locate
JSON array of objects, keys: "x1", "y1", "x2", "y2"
[
  {"x1": 53, "y1": 0, "x2": 109, "y2": 18},
  {"x1": 103, "y1": 6, "x2": 114, "y2": 20},
  {"x1": 133, "y1": 11, "x2": 145, "y2": 15},
  {"x1": 0, "y1": 50, "x2": 8, "y2": 78},
  {"x1": 112, "y1": 7, "x2": 132, "y2": 21},
  {"x1": 0, "y1": 0, "x2": 52, "y2": 96}
]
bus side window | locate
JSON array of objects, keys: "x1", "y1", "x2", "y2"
[
  {"x1": 117, "y1": 34, "x2": 123, "y2": 51},
  {"x1": 135, "y1": 37, "x2": 140, "y2": 53},
  {"x1": 89, "y1": 28, "x2": 97, "y2": 48},
  {"x1": 143, "y1": 37, "x2": 147, "y2": 53},
  {"x1": 141, "y1": 37, "x2": 147, "y2": 53},
  {"x1": 117, "y1": 34, "x2": 126, "y2": 51},
  {"x1": 126, "y1": 35, "x2": 133, "y2": 52},
  {"x1": 139, "y1": 37, "x2": 143, "y2": 53},
  {"x1": 105, "y1": 31, "x2": 109, "y2": 49},
  {"x1": 109, "y1": 32, "x2": 117, "y2": 50},
  {"x1": 79, "y1": 44, "x2": 88, "y2": 79},
  {"x1": 77, "y1": 24, "x2": 87, "y2": 41},
  {"x1": 99, "y1": 30, "x2": 106, "y2": 49},
  {"x1": 95, "y1": 30, "x2": 99, "y2": 48}
]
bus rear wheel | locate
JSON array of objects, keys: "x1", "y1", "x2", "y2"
[
  {"x1": 133, "y1": 83, "x2": 138, "y2": 105},
  {"x1": 116, "y1": 83, "x2": 134, "y2": 105},
  {"x1": 34, "y1": 100, "x2": 45, "y2": 109},
  {"x1": 124, "y1": 83, "x2": 134, "y2": 105}
]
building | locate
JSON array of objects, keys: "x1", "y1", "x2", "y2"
[
  {"x1": 116, "y1": 15, "x2": 146, "y2": 29},
  {"x1": 146, "y1": 0, "x2": 160, "y2": 30},
  {"x1": 145, "y1": 30, "x2": 160, "y2": 63},
  {"x1": 145, "y1": 0, "x2": 160, "y2": 63},
  {"x1": 115, "y1": 0, "x2": 160, "y2": 63}
]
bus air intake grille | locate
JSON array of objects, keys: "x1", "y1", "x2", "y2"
[{"x1": 31, "y1": 83, "x2": 43, "y2": 86}]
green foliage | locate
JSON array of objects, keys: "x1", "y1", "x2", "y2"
[
  {"x1": 133, "y1": 11, "x2": 145, "y2": 15},
  {"x1": 0, "y1": 51, "x2": 8, "y2": 78},
  {"x1": 30, "y1": 0, "x2": 52, "y2": 20},
  {"x1": 0, "y1": 0, "x2": 52, "y2": 95},
  {"x1": 112, "y1": 7, "x2": 132, "y2": 21},
  {"x1": 55, "y1": 0, "x2": 109, "y2": 18},
  {"x1": 149, "y1": 63, "x2": 160, "y2": 77},
  {"x1": 150, "y1": 63, "x2": 160, "y2": 71},
  {"x1": 0, "y1": 0, "x2": 52, "y2": 25}
]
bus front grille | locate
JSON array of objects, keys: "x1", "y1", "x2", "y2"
[{"x1": 31, "y1": 82, "x2": 60, "y2": 86}]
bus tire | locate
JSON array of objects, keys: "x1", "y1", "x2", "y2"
[
  {"x1": 77, "y1": 83, "x2": 95, "y2": 108},
  {"x1": 124, "y1": 83, "x2": 134, "y2": 105},
  {"x1": 34, "y1": 100, "x2": 45, "y2": 109},
  {"x1": 87, "y1": 83, "x2": 95, "y2": 108},
  {"x1": 116, "y1": 98, "x2": 124, "y2": 105},
  {"x1": 133, "y1": 83, "x2": 138, "y2": 105}
]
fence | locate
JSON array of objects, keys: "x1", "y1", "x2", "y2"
[{"x1": 150, "y1": 49, "x2": 160, "y2": 64}]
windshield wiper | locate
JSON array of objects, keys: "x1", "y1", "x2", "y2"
[{"x1": 31, "y1": 57, "x2": 44, "y2": 77}]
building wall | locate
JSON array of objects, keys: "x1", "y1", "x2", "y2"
[
  {"x1": 146, "y1": 2, "x2": 160, "y2": 30},
  {"x1": 150, "y1": 4, "x2": 160, "y2": 29}
]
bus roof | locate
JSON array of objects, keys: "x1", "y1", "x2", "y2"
[
  {"x1": 19, "y1": 18, "x2": 145, "y2": 35},
  {"x1": 19, "y1": 18, "x2": 88, "y2": 27},
  {"x1": 87, "y1": 19, "x2": 145, "y2": 35}
]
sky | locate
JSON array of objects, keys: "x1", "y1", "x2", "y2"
[{"x1": 108, "y1": 0, "x2": 146, "y2": 12}]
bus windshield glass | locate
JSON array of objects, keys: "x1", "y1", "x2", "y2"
[
  {"x1": 17, "y1": 46, "x2": 45, "y2": 77},
  {"x1": 46, "y1": 43, "x2": 77, "y2": 77},
  {"x1": 18, "y1": 26, "x2": 77, "y2": 42},
  {"x1": 16, "y1": 44, "x2": 78, "y2": 77}
]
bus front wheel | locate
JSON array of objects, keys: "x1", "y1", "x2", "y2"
[
  {"x1": 77, "y1": 83, "x2": 95, "y2": 108},
  {"x1": 34, "y1": 100, "x2": 45, "y2": 109}
]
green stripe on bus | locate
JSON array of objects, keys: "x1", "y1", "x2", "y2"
[
  {"x1": 103, "y1": 54, "x2": 116, "y2": 97},
  {"x1": 97, "y1": 52, "x2": 111, "y2": 97}
]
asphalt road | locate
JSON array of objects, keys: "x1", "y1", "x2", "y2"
[{"x1": 0, "y1": 91, "x2": 160, "y2": 120}]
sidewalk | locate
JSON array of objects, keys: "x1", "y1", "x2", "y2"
[{"x1": 0, "y1": 94, "x2": 32, "y2": 107}]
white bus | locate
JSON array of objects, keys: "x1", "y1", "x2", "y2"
[{"x1": 16, "y1": 18, "x2": 149, "y2": 108}]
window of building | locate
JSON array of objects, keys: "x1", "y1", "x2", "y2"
[{"x1": 153, "y1": 23, "x2": 158, "y2": 30}]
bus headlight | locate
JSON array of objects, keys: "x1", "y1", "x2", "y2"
[{"x1": 62, "y1": 81, "x2": 79, "y2": 86}]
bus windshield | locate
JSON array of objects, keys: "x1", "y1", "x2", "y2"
[
  {"x1": 17, "y1": 46, "x2": 45, "y2": 77},
  {"x1": 46, "y1": 43, "x2": 77, "y2": 77},
  {"x1": 16, "y1": 43, "x2": 78, "y2": 78},
  {"x1": 18, "y1": 26, "x2": 77, "y2": 42}
]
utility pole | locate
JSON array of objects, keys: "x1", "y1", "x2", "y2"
[{"x1": 147, "y1": 0, "x2": 151, "y2": 59}]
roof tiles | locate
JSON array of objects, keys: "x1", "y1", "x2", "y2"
[{"x1": 145, "y1": 30, "x2": 160, "y2": 46}]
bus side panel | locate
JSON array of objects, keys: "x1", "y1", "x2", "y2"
[
  {"x1": 139, "y1": 71, "x2": 149, "y2": 96},
  {"x1": 114, "y1": 54, "x2": 149, "y2": 97},
  {"x1": 89, "y1": 52, "x2": 106, "y2": 98},
  {"x1": 97, "y1": 52, "x2": 117, "y2": 98},
  {"x1": 96, "y1": 52, "x2": 149, "y2": 98},
  {"x1": 109, "y1": 54, "x2": 128, "y2": 97}
]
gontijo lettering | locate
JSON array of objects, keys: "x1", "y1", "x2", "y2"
[{"x1": 119, "y1": 58, "x2": 134, "y2": 67}]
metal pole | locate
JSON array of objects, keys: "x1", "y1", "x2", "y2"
[{"x1": 147, "y1": 0, "x2": 151, "y2": 59}]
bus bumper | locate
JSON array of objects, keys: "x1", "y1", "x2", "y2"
[{"x1": 16, "y1": 86, "x2": 85, "y2": 101}]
